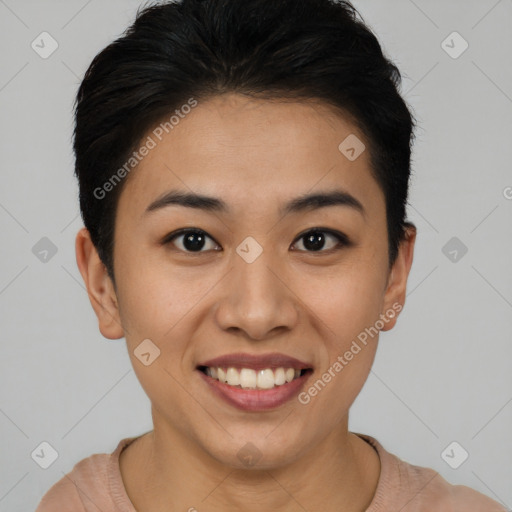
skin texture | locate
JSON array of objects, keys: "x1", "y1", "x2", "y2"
[{"x1": 76, "y1": 93, "x2": 416, "y2": 512}]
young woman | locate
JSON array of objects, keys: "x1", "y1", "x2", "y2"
[{"x1": 36, "y1": 0, "x2": 506, "y2": 510}]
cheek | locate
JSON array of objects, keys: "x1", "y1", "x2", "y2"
[
  {"x1": 115, "y1": 246, "x2": 188, "y2": 328},
  {"x1": 296, "y1": 255, "x2": 386, "y2": 399},
  {"x1": 303, "y1": 260, "x2": 386, "y2": 341},
  {"x1": 116, "y1": 264, "x2": 200, "y2": 410},
  {"x1": 297, "y1": 270, "x2": 383, "y2": 418}
]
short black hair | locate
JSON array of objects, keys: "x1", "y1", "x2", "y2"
[{"x1": 73, "y1": 0, "x2": 417, "y2": 284}]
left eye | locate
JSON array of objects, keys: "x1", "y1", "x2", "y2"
[{"x1": 291, "y1": 229, "x2": 348, "y2": 252}]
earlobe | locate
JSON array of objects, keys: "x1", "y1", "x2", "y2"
[
  {"x1": 380, "y1": 224, "x2": 417, "y2": 332},
  {"x1": 75, "y1": 227, "x2": 125, "y2": 340}
]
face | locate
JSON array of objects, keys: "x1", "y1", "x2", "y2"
[{"x1": 77, "y1": 93, "x2": 415, "y2": 469}]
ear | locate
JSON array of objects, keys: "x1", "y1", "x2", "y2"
[
  {"x1": 75, "y1": 227, "x2": 124, "y2": 340},
  {"x1": 380, "y1": 224, "x2": 416, "y2": 331}
]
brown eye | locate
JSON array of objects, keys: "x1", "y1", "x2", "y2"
[
  {"x1": 291, "y1": 229, "x2": 349, "y2": 253},
  {"x1": 163, "y1": 229, "x2": 219, "y2": 253}
]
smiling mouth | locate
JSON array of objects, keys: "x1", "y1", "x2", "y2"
[{"x1": 198, "y1": 366, "x2": 311, "y2": 390}]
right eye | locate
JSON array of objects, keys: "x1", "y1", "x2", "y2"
[{"x1": 162, "y1": 228, "x2": 220, "y2": 253}]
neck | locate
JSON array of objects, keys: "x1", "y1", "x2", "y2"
[{"x1": 120, "y1": 412, "x2": 380, "y2": 512}]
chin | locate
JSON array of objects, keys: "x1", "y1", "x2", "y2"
[{"x1": 198, "y1": 426, "x2": 313, "y2": 470}]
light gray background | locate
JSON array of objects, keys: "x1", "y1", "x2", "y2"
[{"x1": 1, "y1": 0, "x2": 511, "y2": 510}]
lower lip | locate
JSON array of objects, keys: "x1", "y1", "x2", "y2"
[{"x1": 197, "y1": 370, "x2": 311, "y2": 411}]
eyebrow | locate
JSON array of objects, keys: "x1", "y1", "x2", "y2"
[{"x1": 144, "y1": 189, "x2": 365, "y2": 218}]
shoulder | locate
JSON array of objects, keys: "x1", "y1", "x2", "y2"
[
  {"x1": 404, "y1": 462, "x2": 507, "y2": 512},
  {"x1": 35, "y1": 471, "x2": 84, "y2": 511},
  {"x1": 35, "y1": 438, "x2": 134, "y2": 512},
  {"x1": 356, "y1": 433, "x2": 507, "y2": 512}
]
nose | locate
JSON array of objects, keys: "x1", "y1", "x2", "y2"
[{"x1": 214, "y1": 250, "x2": 300, "y2": 341}]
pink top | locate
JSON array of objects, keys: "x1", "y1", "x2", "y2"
[{"x1": 35, "y1": 433, "x2": 507, "y2": 511}]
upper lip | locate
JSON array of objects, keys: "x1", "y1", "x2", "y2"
[{"x1": 198, "y1": 352, "x2": 313, "y2": 371}]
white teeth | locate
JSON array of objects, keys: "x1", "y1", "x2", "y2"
[
  {"x1": 204, "y1": 366, "x2": 305, "y2": 389},
  {"x1": 257, "y1": 369, "x2": 275, "y2": 389},
  {"x1": 274, "y1": 367, "x2": 286, "y2": 386},
  {"x1": 240, "y1": 368, "x2": 257, "y2": 389},
  {"x1": 226, "y1": 367, "x2": 240, "y2": 386}
]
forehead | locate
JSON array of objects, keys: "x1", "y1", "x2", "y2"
[{"x1": 117, "y1": 93, "x2": 383, "y2": 220}]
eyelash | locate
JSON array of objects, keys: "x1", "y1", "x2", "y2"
[{"x1": 161, "y1": 227, "x2": 351, "y2": 254}]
